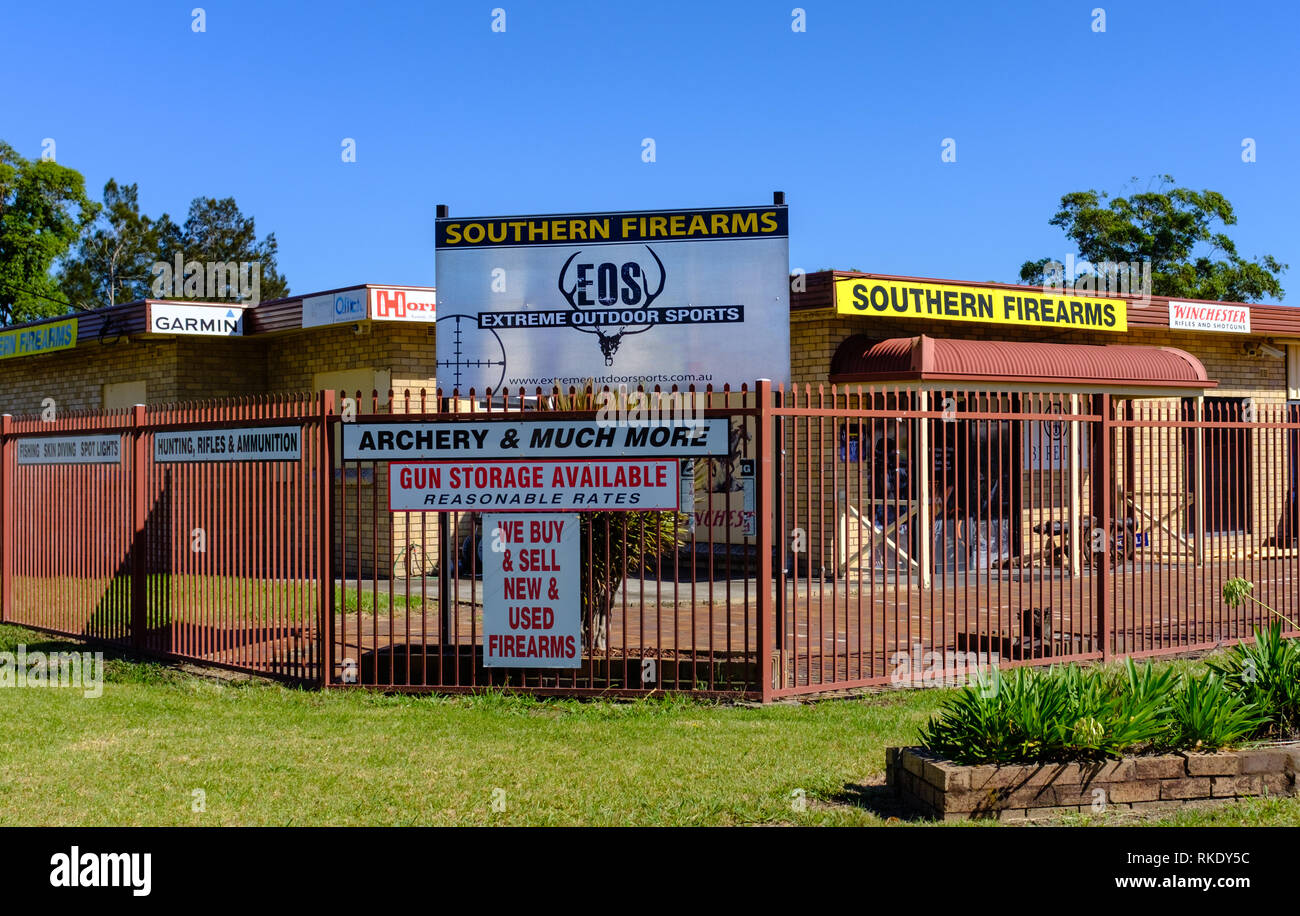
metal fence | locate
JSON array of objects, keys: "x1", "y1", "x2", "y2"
[
  {"x1": 330, "y1": 385, "x2": 765, "y2": 696},
  {"x1": 771, "y1": 386, "x2": 1300, "y2": 698},
  {"x1": 0, "y1": 394, "x2": 329, "y2": 681},
  {"x1": 1, "y1": 384, "x2": 1296, "y2": 700}
]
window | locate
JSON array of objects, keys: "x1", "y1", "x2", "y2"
[
  {"x1": 313, "y1": 368, "x2": 391, "y2": 406},
  {"x1": 102, "y1": 379, "x2": 147, "y2": 410}
]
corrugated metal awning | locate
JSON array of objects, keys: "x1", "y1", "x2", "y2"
[{"x1": 830, "y1": 334, "x2": 1215, "y2": 389}]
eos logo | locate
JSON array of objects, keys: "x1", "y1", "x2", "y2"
[
  {"x1": 561, "y1": 250, "x2": 665, "y2": 307},
  {"x1": 558, "y1": 246, "x2": 665, "y2": 364}
]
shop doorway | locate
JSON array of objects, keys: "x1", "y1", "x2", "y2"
[{"x1": 1183, "y1": 396, "x2": 1253, "y2": 534}]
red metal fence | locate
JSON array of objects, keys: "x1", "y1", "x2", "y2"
[
  {"x1": 0, "y1": 394, "x2": 328, "y2": 680},
  {"x1": 771, "y1": 386, "x2": 1300, "y2": 698},
  {"x1": 329, "y1": 386, "x2": 765, "y2": 697},
  {"x1": 1, "y1": 385, "x2": 1296, "y2": 700}
]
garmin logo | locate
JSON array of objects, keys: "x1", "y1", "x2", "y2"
[{"x1": 49, "y1": 847, "x2": 151, "y2": 896}]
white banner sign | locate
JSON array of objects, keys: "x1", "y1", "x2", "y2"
[
  {"x1": 433, "y1": 205, "x2": 789, "y2": 391},
  {"x1": 370, "y1": 286, "x2": 436, "y2": 322},
  {"x1": 390, "y1": 459, "x2": 679, "y2": 512},
  {"x1": 1169, "y1": 300, "x2": 1251, "y2": 333},
  {"x1": 17, "y1": 435, "x2": 122, "y2": 465},
  {"x1": 155, "y1": 426, "x2": 302, "y2": 462},
  {"x1": 343, "y1": 418, "x2": 727, "y2": 461},
  {"x1": 301, "y1": 287, "x2": 367, "y2": 328},
  {"x1": 150, "y1": 303, "x2": 244, "y2": 336},
  {"x1": 482, "y1": 513, "x2": 581, "y2": 667},
  {"x1": 1023, "y1": 415, "x2": 1091, "y2": 470}
]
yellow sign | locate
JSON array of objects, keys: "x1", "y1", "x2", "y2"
[
  {"x1": 0, "y1": 318, "x2": 78, "y2": 361},
  {"x1": 836, "y1": 278, "x2": 1127, "y2": 332}
]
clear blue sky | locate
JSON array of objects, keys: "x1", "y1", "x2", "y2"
[{"x1": 3, "y1": 0, "x2": 1297, "y2": 301}]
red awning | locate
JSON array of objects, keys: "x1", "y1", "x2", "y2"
[{"x1": 829, "y1": 334, "x2": 1215, "y2": 389}]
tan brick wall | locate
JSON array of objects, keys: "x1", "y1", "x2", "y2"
[
  {"x1": 0, "y1": 339, "x2": 180, "y2": 415},
  {"x1": 0, "y1": 321, "x2": 443, "y2": 578},
  {"x1": 262, "y1": 322, "x2": 441, "y2": 576},
  {"x1": 260, "y1": 322, "x2": 437, "y2": 398}
]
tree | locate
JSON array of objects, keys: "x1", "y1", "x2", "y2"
[
  {"x1": 155, "y1": 196, "x2": 289, "y2": 303},
  {"x1": 549, "y1": 386, "x2": 688, "y2": 651},
  {"x1": 0, "y1": 141, "x2": 97, "y2": 324},
  {"x1": 583, "y1": 510, "x2": 686, "y2": 652},
  {"x1": 1019, "y1": 176, "x2": 1286, "y2": 303},
  {"x1": 59, "y1": 179, "x2": 177, "y2": 308}
]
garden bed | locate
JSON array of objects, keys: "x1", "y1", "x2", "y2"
[{"x1": 886, "y1": 744, "x2": 1299, "y2": 821}]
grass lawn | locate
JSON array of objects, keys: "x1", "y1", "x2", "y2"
[
  {"x1": 10, "y1": 574, "x2": 440, "y2": 624},
  {"x1": 0, "y1": 622, "x2": 1297, "y2": 827}
]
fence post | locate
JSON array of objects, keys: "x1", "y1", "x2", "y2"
[
  {"x1": 130, "y1": 404, "x2": 147, "y2": 650},
  {"x1": 1093, "y1": 394, "x2": 1112, "y2": 662},
  {"x1": 756, "y1": 379, "x2": 774, "y2": 701},
  {"x1": 916, "y1": 390, "x2": 932, "y2": 590},
  {"x1": 1068, "y1": 394, "x2": 1082, "y2": 575},
  {"x1": 1, "y1": 414, "x2": 11, "y2": 623},
  {"x1": 318, "y1": 389, "x2": 336, "y2": 687},
  {"x1": 1193, "y1": 395, "x2": 1205, "y2": 566}
]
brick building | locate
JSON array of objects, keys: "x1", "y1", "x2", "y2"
[
  {"x1": 0, "y1": 284, "x2": 438, "y2": 415},
  {"x1": 3, "y1": 271, "x2": 1299, "y2": 579},
  {"x1": 787, "y1": 271, "x2": 1300, "y2": 576}
]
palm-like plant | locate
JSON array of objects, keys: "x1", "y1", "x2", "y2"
[{"x1": 549, "y1": 384, "x2": 688, "y2": 651}]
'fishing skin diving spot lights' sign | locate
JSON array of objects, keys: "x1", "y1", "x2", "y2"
[{"x1": 433, "y1": 205, "x2": 790, "y2": 391}]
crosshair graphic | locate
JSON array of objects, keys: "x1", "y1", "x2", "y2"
[{"x1": 435, "y1": 313, "x2": 507, "y2": 392}]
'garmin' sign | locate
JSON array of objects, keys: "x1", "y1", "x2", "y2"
[{"x1": 149, "y1": 303, "x2": 244, "y2": 336}]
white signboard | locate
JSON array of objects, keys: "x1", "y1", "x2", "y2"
[
  {"x1": 150, "y1": 303, "x2": 244, "y2": 336},
  {"x1": 390, "y1": 459, "x2": 679, "y2": 512},
  {"x1": 1024, "y1": 415, "x2": 1090, "y2": 470},
  {"x1": 433, "y1": 205, "x2": 789, "y2": 391},
  {"x1": 370, "y1": 287, "x2": 436, "y2": 322},
  {"x1": 482, "y1": 513, "x2": 581, "y2": 667},
  {"x1": 155, "y1": 426, "x2": 302, "y2": 462},
  {"x1": 1169, "y1": 300, "x2": 1251, "y2": 334},
  {"x1": 17, "y1": 435, "x2": 122, "y2": 465},
  {"x1": 343, "y1": 418, "x2": 727, "y2": 461},
  {"x1": 301, "y1": 287, "x2": 367, "y2": 328}
]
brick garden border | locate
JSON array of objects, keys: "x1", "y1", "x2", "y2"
[{"x1": 886, "y1": 745, "x2": 1299, "y2": 822}]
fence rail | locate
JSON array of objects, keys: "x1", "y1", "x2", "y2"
[{"x1": 1, "y1": 384, "x2": 1296, "y2": 700}]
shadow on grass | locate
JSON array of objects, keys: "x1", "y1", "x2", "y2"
[
  {"x1": 1, "y1": 624, "x2": 206, "y2": 686},
  {"x1": 830, "y1": 782, "x2": 932, "y2": 823}
]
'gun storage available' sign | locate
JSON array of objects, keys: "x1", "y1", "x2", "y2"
[{"x1": 482, "y1": 514, "x2": 580, "y2": 667}]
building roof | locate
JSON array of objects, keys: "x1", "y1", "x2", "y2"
[
  {"x1": 0, "y1": 284, "x2": 437, "y2": 344},
  {"x1": 796, "y1": 270, "x2": 1300, "y2": 338},
  {"x1": 830, "y1": 334, "x2": 1216, "y2": 390}
]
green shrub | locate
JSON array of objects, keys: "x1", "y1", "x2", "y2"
[
  {"x1": 1207, "y1": 621, "x2": 1300, "y2": 734},
  {"x1": 919, "y1": 662, "x2": 1168, "y2": 765},
  {"x1": 918, "y1": 657, "x2": 1275, "y2": 764},
  {"x1": 1170, "y1": 672, "x2": 1271, "y2": 751}
]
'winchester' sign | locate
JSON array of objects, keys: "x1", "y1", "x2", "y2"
[{"x1": 1169, "y1": 300, "x2": 1250, "y2": 334}]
